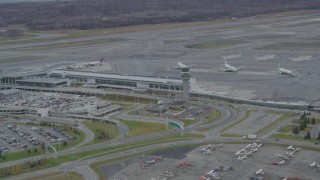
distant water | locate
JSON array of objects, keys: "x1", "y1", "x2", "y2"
[{"x1": 0, "y1": 0, "x2": 73, "y2": 3}]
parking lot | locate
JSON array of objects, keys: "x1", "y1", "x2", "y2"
[
  {"x1": 0, "y1": 123, "x2": 76, "y2": 153},
  {"x1": 103, "y1": 144, "x2": 319, "y2": 180}
]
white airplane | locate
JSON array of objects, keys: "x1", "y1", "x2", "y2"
[
  {"x1": 200, "y1": 176, "x2": 211, "y2": 180},
  {"x1": 84, "y1": 58, "x2": 104, "y2": 66},
  {"x1": 287, "y1": 145, "x2": 295, "y2": 151},
  {"x1": 170, "y1": 62, "x2": 196, "y2": 70},
  {"x1": 237, "y1": 155, "x2": 247, "y2": 160},
  {"x1": 257, "y1": 143, "x2": 263, "y2": 148},
  {"x1": 201, "y1": 149, "x2": 211, "y2": 155},
  {"x1": 278, "y1": 64, "x2": 293, "y2": 77},
  {"x1": 310, "y1": 162, "x2": 317, "y2": 167},
  {"x1": 285, "y1": 151, "x2": 296, "y2": 157},
  {"x1": 252, "y1": 148, "x2": 259, "y2": 152},
  {"x1": 281, "y1": 176, "x2": 288, "y2": 180},
  {"x1": 217, "y1": 143, "x2": 223, "y2": 147},
  {"x1": 277, "y1": 160, "x2": 286, "y2": 165},
  {"x1": 147, "y1": 159, "x2": 156, "y2": 164},
  {"x1": 235, "y1": 150, "x2": 243, "y2": 156},
  {"x1": 246, "y1": 144, "x2": 252, "y2": 149},
  {"x1": 207, "y1": 171, "x2": 219, "y2": 179},
  {"x1": 256, "y1": 169, "x2": 264, "y2": 175},
  {"x1": 219, "y1": 58, "x2": 245, "y2": 73}
]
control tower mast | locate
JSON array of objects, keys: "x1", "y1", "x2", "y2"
[{"x1": 180, "y1": 66, "x2": 191, "y2": 107}]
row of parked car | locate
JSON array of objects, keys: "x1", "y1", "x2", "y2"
[
  {"x1": 0, "y1": 131, "x2": 27, "y2": 150},
  {"x1": 0, "y1": 146, "x2": 9, "y2": 154},
  {"x1": 6, "y1": 124, "x2": 40, "y2": 146},
  {"x1": 52, "y1": 128, "x2": 75, "y2": 141},
  {"x1": 31, "y1": 127, "x2": 64, "y2": 143}
]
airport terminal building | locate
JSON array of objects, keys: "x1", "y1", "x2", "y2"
[{"x1": 49, "y1": 69, "x2": 196, "y2": 92}]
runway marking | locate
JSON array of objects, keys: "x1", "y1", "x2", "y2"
[
  {"x1": 290, "y1": 56, "x2": 312, "y2": 62},
  {"x1": 222, "y1": 54, "x2": 242, "y2": 60},
  {"x1": 255, "y1": 55, "x2": 277, "y2": 61}
]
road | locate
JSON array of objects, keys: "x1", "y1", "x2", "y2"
[
  {"x1": 0, "y1": 104, "x2": 235, "y2": 169},
  {"x1": 5, "y1": 136, "x2": 320, "y2": 180}
]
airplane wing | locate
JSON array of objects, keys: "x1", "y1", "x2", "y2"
[
  {"x1": 236, "y1": 66, "x2": 245, "y2": 71},
  {"x1": 178, "y1": 62, "x2": 187, "y2": 68}
]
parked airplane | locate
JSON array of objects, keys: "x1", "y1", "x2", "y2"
[
  {"x1": 84, "y1": 58, "x2": 104, "y2": 66},
  {"x1": 237, "y1": 155, "x2": 247, "y2": 160},
  {"x1": 200, "y1": 148, "x2": 211, "y2": 155},
  {"x1": 287, "y1": 145, "x2": 295, "y2": 151},
  {"x1": 218, "y1": 58, "x2": 245, "y2": 72},
  {"x1": 285, "y1": 151, "x2": 296, "y2": 157},
  {"x1": 217, "y1": 143, "x2": 223, "y2": 147},
  {"x1": 200, "y1": 176, "x2": 211, "y2": 180},
  {"x1": 310, "y1": 162, "x2": 318, "y2": 167},
  {"x1": 256, "y1": 169, "x2": 264, "y2": 175},
  {"x1": 278, "y1": 64, "x2": 294, "y2": 77},
  {"x1": 207, "y1": 170, "x2": 220, "y2": 179},
  {"x1": 147, "y1": 159, "x2": 156, "y2": 164},
  {"x1": 273, "y1": 160, "x2": 286, "y2": 165},
  {"x1": 170, "y1": 62, "x2": 196, "y2": 70}
]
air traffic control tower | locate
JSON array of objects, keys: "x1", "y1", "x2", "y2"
[{"x1": 180, "y1": 67, "x2": 191, "y2": 107}]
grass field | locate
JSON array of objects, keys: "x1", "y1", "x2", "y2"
[
  {"x1": 25, "y1": 172, "x2": 83, "y2": 180},
  {"x1": 185, "y1": 42, "x2": 239, "y2": 49},
  {"x1": 220, "y1": 110, "x2": 250, "y2": 133},
  {"x1": 220, "y1": 133, "x2": 244, "y2": 137},
  {"x1": 120, "y1": 120, "x2": 167, "y2": 137},
  {"x1": 181, "y1": 119, "x2": 197, "y2": 127},
  {"x1": 270, "y1": 133, "x2": 319, "y2": 143},
  {"x1": 18, "y1": 39, "x2": 119, "y2": 51},
  {"x1": 255, "y1": 113, "x2": 292, "y2": 136},
  {"x1": 279, "y1": 125, "x2": 295, "y2": 133},
  {"x1": 83, "y1": 121, "x2": 119, "y2": 145},
  {"x1": 205, "y1": 110, "x2": 222, "y2": 123}
]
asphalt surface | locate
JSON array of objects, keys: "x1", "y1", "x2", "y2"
[{"x1": 1, "y1": 11, "x2": 320, "y2": 103}]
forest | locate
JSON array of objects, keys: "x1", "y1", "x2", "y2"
[{"x1": 0, "y1": 0, "x2": 319, "y2": 30}]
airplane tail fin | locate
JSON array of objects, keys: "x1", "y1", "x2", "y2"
[
  {"x1": 100, "y1": 58, "x2": 104, "y2": 62},
  {"x1": 224, "y1": 58, "x2": 227, "y2": 65}
]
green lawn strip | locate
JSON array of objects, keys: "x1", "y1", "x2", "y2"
[
  {"x1": 270, "y1": 133, "x2": 319, "y2": 143},
  {"x1": 25, "y1": 171, "x2": 83, "y2": 180},
  {"x1": 185, "y1": 42, "x2": 239, "y2": 49},
  {"x1": 0, "y1": 148, "x2": 47, "y2": 163},
  {"x1": 17, "y1": 39, "x2": 117, "y2": 51},
  {"x1": 255, "y1": 113, "x2": 292, "y2": 136},
  {"x1": 220, "y1": 110, "x2": 250, "y2": 133},
  {"x1": 279, "y1": 125, "x2": 295, "y2": 133},
  {"x1": 120, "y1": 120, "x2": 167, "y2": 137},
  {"x1": 181, "y1": 119, "x2": 197, "y2": 127},
  {"x1": 83, "y1": 121, "x2": 119, "y2": 145},
  {"x1": 299, "y1": 126, "x2": 313, "y2": 134},
  {"x1": 204, "y1": 110, "x2": 222, "y2": 123},
  {"x1": 220, "y1": 133, "x2": 244, "y2": 137}
]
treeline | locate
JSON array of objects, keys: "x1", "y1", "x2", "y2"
[{"x1": 0, "y1": 0, "x2": 320, "y2": 30}]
